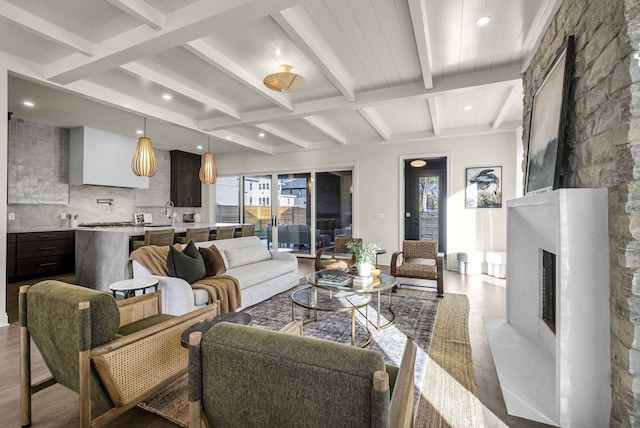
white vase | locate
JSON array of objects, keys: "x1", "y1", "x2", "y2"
[
  {"x1": 357, "y1": 262, "x2": 372, "y2": 277},
  {"x1": 69, "y1": 219, "x2": 78, "y2": 228}
]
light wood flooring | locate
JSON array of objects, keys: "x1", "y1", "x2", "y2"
[{"x1": 0, "y1": 259, "x2": 552, "y2": 427}]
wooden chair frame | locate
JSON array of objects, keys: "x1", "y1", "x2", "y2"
[
  {"x1": 20, "y1": 287, "x2": 219, "y2": 428},
  {"x1": 314, "y1": 237, "x2": 362, "y2": 271}
]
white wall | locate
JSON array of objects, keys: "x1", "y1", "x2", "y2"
[{"x1": 214, "y1": 131, "x2": 519, "y2": 268}]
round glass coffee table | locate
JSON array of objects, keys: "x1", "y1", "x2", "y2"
[
  {"x1": 291, "y1": 287, "x2": 372, "y2": 347},
  {"x1": 307, "y1": 270, "x2": 398, "y2": 331}
]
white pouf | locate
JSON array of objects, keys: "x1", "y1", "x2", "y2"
[
  {"x1": 457, "y1": 250, "x2": 483, "y2": 275},
  {"x1": 486, "y1": 251, "x2": 507, "y2": 278}
]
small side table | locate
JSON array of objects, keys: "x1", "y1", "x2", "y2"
[
  {"x1": 181, "y1": 312, "x2": 253, "y2": 347},
  {"x1": 375, "y1": 249, "x2": 387, "y2": 265},
  {"x1": 109, "y1": 278, "x2": 159, "y2": 299}
]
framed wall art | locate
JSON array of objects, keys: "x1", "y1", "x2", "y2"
[
  {"x1": 524, "y1": 35, "x2": 575, "y2": 195},
  {"x1": 465, "y1": 166, "x2": 502, "y2": 208}
]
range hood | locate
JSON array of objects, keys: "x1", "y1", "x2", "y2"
[{"x1": 69, "y1": 126, "x2": 150, "y2": 189}]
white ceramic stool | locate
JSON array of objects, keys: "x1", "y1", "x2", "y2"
[
  {"x1": 457, "y1": 250, "x2": 483, "y2": 275},
  {"x1": 486, "y1": 251, "x2": 507, "y2": 278}
]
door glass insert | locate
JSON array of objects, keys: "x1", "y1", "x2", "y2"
[
  {"x1": 243, "y1": 176, "x2": 272, "y2": 245},
  {"x1": 419, "y1": 176, "x2": 439, "y2": 241},
  {"x1": 276, "y1": 173, "x2": 311, "y2": 255},
  {"x1": 215, "y1": 176, "x2": 240, "y2": 223},
  {"x1": 315, "y1": 170, "x2": 353, "y2": 249}
]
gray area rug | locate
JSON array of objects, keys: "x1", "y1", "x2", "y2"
[{"x1": 244, "y1": 283, "x2": 439, "y2": 369}]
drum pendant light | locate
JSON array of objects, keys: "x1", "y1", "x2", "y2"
[
  {"x1": 131, "y1": 117, "x2": 157, "y2": 177},
  {"x1": 199, "y1": 137, "x2": 217, "y2": 184}
]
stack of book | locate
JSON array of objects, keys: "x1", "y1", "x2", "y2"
[
  {"x1": 352, "y1": 275, "x2": 373, "y2": 287},
  {"x1": 317, "y1": 272, "x2": 351, "y2": 286}
]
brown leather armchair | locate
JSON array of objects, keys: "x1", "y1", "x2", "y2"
[{"x1": 391, "y1": 240, "x2": 444, "y2": 297}]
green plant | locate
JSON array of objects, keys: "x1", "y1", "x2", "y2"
[{"x1": 346, "y1": 240, "x2": 380, "y2": 265}]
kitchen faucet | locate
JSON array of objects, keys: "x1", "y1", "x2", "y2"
[{"x1": 164, "y1": 201, "x2": 174, "y2": 219}]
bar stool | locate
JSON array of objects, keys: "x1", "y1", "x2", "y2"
[
  {"x1": 210, "y1": 225, "x2": 235, "y2": 240},
  {"x1": 175, "y1": 227, "x2": 211, "y2": 244},
  {"x1": 234, "y1": 224, "x2": 256, "y2": 238},
  {"x1": 131, "y1": 228, "x2": 175, "y2": 251}
]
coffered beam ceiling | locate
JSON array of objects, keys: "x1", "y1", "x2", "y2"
[{"x1": 1, "y1": 0, "x2": 563, "y2": 155}]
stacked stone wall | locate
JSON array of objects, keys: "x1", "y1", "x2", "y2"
[{"x1": 522, "y1": 0, "x2": 638, "y2": 425}]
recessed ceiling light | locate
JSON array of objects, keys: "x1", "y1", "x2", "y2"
[
  {"x1": 225, "y1": 136, "x2": 232, "y2": 140},
  {"x1": 136, "y1": 130, "x2": 143, "y2": 135},
  {"x1": 23, "y1": 101, "x2": 34, "y2": 107},
  {"x1": 464, "y1": 105, "x2": 473, "y2": 111},
  {"x1": 197, "y1": 145, "x2": 203, "y2": 150},
  {"x1": 259, "y1": 132, "x2": 265, "y2": 138},
  {"x1": 476, "y1": 16, "x2": 490, "y2": 26},
  {"x1": 275, "y1": 47, "x2": 281, "y2": 56},
  {"x1": 162, "y1": 94, "x2": 172, "y2": 100}
]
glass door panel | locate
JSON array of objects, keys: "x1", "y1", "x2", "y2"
[
  {"x1": 215, "y1": 176, "x2": 240, "y2": 223},
  {"x1": 315, "y1": 170, "x2": 353, "y2": 249},
  {"x1": 277, "y1": 173, "x2": 311, "y2": 255},
  {"x1": 243, "y1": 175, "x2": 272, "y2": 247}
]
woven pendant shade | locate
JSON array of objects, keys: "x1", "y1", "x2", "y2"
[
  {"x1": 263, "y1": 64, "x2": 305, "y2": 93},
  {"x1": 199, "y1": 138, "x2": 217, "y2": 184},
  {"x1": 131, "y1": 137, "x2": 157, "y2": 176},
  {"x1": 131, "y1": 117, "x2": 157, "y2": 177}
]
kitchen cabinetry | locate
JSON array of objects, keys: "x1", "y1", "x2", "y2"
[
  {"x1": 7, "y1": 231, "x2": 75, "y2": 281},
  {"x1": 170, "y1": 150, "x2": 202, "y2": 207}
]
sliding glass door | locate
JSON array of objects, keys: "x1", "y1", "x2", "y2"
[
  {"x1": 242, "y1": 175, "x2": 272, "y2": 242},
  {"x1": 315, "y1": 170, "x2": 353, "y2": 248},
  {"x1": 276, "y1": 173, "x2": 311, "y2": 255},
  {"x1": 215, "y1": 168, "x2": 352, "y2": 256}
]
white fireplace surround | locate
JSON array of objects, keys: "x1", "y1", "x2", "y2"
[{"x1": 484, "y1": 189, "x2": 611, "y2": 427}]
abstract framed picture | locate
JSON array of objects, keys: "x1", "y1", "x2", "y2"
[
  {"x1": 524, "y1": 35, "x2": 575, "y2": 195},
  {"x1": 465, "y1": 166, "x2": 502, "y2": 208}
]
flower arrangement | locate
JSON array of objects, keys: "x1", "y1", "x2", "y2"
[{"x1": 346, "y1": 240, "x2": 380, "y2": 265}]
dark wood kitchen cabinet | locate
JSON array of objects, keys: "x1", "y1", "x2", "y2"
[
  {"x1": 170, "y1": 150, "x2": 202, "y2": 207},
  {"x1": 6, "y1": 230, "x2": 75, "y2": 323},
  {"x1": 7, "y1": 230, "x2": 75, "y2": 281}
]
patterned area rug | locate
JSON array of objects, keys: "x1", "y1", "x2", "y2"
[{"x1": 139, "y1": 284, "x2": 481, "y2": 427}]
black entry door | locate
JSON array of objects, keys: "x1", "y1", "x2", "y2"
[{"x1": 404, "y1": 157, "x2": 447, "y2": 253}]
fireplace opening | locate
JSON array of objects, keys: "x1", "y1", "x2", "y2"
[{"x1": 542, "y1": 250, "x2": 556, "y2": 333}]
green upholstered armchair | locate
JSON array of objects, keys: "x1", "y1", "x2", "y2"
[
  {"x1": 391, "y1": 240, "x2": 444, "y2": 297},
  {"x1": 19, "y1": 280, "x2": 219, "y2": 428},
  {"x1": 187, "y1": 322, "x2": 417, "y2": 428}
]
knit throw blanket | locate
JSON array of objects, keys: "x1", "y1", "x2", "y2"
[{"x1": 129, "y1": 245, "x2": 241, "y2": 313}]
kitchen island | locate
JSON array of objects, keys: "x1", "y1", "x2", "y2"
[{"x1": 75, "y1": 223, "x2": 243, "y2": 292}]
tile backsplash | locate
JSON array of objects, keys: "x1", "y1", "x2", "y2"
[{"x1": 7, "y1": 118, "x2": 201, "y2": 229}]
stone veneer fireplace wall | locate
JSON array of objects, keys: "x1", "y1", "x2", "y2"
[{"x1": 521, "y1": 0, "x2": 640, "y2": 425}]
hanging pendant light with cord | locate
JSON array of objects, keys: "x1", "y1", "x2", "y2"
[
  {"x1": 131, "y1": 117, "x2": 157, "y2": 177},
  {"x1": 199, "y1": 137, "x2": 217, "y2": 184}
]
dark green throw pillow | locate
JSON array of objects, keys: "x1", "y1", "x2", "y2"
[{"x1": 167, "y1": 240, "x2": 206, "y2": 284}]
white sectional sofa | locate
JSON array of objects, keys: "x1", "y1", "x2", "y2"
[{"x1": 131, "y1": 236, "x2": 299, "y2": 315}]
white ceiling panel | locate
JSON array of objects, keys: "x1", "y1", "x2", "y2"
[
  {"x1": 374, "y1": 99, "x2": 433, "y2": 136},
  {"x1": 4, "y1": 0, "x2": 139, "y2": 43},
  {"x1": 2, "y1": 0, "x2": 559, "y2": 157}
]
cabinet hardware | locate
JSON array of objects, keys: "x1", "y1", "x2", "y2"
[
  {"x1": 39, "y1": 262, "x2": 56, "y2": 267},
  {"x1": 38, "y1": 247, "x2": 57, "y2": 251}
]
